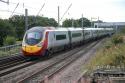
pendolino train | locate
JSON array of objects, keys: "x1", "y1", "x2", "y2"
[{"x1": 22, "y1": 26, "x2": 114, "y2": 57}]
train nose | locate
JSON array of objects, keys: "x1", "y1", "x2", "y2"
[{"x1": 22, "y1": 45, "x2": 42, "y2": 53}]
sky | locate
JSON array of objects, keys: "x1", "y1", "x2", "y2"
[{"x1": 0, "y1": 0, "x2": 125, "y2": 23}]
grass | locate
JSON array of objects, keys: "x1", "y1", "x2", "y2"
[
  {"x1": 16, "y1": 40, "x2": 22, "y2": 44},
  {"x1": 0, "y1": 46, "x2": 21, "y2": 57},
  {"x1": 85, "y1": 34, "x2": 125, "y2": 73},
  {"x1": 0, "y1": 40, "x2": 22, "y2": 57}
]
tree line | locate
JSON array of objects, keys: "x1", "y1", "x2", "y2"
[
  {"x1": 0, "y1": 15, "x2": 91, "y2": 46},
  {"x1": 62, "y1": 18, "x2": 91, "y2": 27}
]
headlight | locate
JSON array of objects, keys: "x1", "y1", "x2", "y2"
[
  {"x1": 22, "y1": 42, "x2": 26, "y2": 47},
  {"x1": 22, "y1": 45, "x2": 26, "y2": 47},
  {"x1": 37, "y1": 44, "x2": 42, "y2": 47},
  {"x1": 37, "y1": 42, "x2": 43, "y2": 47}
]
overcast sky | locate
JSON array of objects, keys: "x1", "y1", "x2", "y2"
[{"x1": 0, "y1": 0, "x2": 125, "y2": 22}]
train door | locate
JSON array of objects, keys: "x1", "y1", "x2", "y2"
[
  {"x1": 68, "y1": 31, "x2": 72, "y2": 48},
  {"x1": 48, "y1": 31, "x2": 54, "y2": 48},
  {"x1": 82, "y1": 29, "x2": 85, "y2": 42}
]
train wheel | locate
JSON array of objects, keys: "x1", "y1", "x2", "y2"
[
  {"x1": 64, "y1": 45, "x2": 69, "y2": 51},
  {"x1": 45, "y1": 50, "x2": 52, "y2": 58},
  {"x1": 65, "y1": 45, "x2": 69, "y2": 50}
]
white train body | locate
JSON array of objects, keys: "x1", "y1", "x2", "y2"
[
  {"x1": 22, "y1": 26, "x2": 114, "y2": 57},
  {"x1": 47, "y1": 28, "x2": 70, "y2": 49}
]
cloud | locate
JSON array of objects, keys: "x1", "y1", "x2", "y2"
[{"x1": 0, "y1": 0, "x2": 125, "y2": 22}]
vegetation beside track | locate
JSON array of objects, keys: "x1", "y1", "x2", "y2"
[
  {"x1": 85, "y1": 33, "x2": 125, "y2": 73},
  {"x1": 0, "y1": 45, "x2": 21, "y2": 57}
]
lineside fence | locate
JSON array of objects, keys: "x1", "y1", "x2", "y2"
[
  {"x1": 91, "y1": 66, "x2": 125, "y2": 83},
  {"x1": 92, "y1": 66, "x2": 125, "y2": 78},
  {"x1": 0, "y1": 44, "x2": 22, "y2": 57}
]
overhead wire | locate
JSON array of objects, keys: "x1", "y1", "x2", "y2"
[
  {"x1": 36, "y1": 3, "x2": 45, "y2": 16},
  {"x1": 7, "y1": 1, "x2": 38, "y2": 10},
  {"x1": 0, "y1": 9, "x2": 23, "y2": 14},
  {"x1": 10, "y1": 3, "x2": 19, "y2": 17},
  {"x1": 0, "y1": 0, "x2": 40, "y2": 18},
  {"x1": 60, "y1": 3, "x2": 72, "y2": 21},
  {"x1": 0, "y1": 0, "x2": 9, "y2": 4}
]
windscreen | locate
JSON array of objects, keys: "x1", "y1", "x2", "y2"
[{"x1": 25, "y1": 31, "x2": 43, "y2": 45}]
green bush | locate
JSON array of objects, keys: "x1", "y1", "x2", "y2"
[
  {"x1": 111, "y1": 34, "x2": 123, "y2": 45},
  {"x1": 4, "y1": 36, "x2": 16, "y2": 45},
  {"x1": 120, "y1": 28, "x2": 125, "y2": 34},
  {"x1": 0, "y1": 19, "x2": 15, "y2": 46}
]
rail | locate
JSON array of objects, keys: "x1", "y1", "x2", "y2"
[{"x1": 0, "y1": 44, "x2": 22, "y2": 57}]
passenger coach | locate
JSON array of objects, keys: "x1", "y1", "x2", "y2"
[{"x1": 22, "y1": 26, "x2": 114, "y2": 57}]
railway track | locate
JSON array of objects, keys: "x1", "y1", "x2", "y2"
[
  {"x1": 0, "y1": 44, "x2": 84, "y2": 77},
  {"x1": 0, "y1": 54, "x2": 26, "y2": 71},
  {"x1": 0, "y1": 52, "x2": 43, "y2": 77},
  {"x1": 0, "y1": 41, "x2": 93, "y2": 83},
  {"x1": 0, "y1": 53, "x2": 23, "y2": 63},
  {"x1": 0, "y1": 39, "x2": 103, "y2": 83},
  {"x1": 17, "y1": 40, "x2": 100, "y2": 83},
  {"x1": 0, "y1": 55, "x2": 43, "y2": 77}
]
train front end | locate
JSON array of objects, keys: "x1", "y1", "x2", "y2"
[{"x1": 22, "y1": 27, "x2": 48, "y2": 57}]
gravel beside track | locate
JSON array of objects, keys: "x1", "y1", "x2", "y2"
[
  {"x1": 18, "y1": 40, "x2": 100, "y2": 83},
  {"x1": 0, "y1": 54, "x2": 26, "y2": 71},
  {"x1": 0, "y1": 39, "x2": 103, "y2": 83},
  {"x1": 0, "y1": 60, "x2": 40, "y2": 77},
  {"x1": 0, "y1": 41, "x2": 94, "y2": 83},
  {"x1": 49, "y1": 39, "x2": 105, "y2": 83},
  {"x1": 0, "y1": 53, "x2": 25, "y2": 64}
]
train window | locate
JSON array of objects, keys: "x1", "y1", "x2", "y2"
[
  {"x1": 27, "y1": 32, "x2": 41, "y2": 39},
  {"x1": 72, "y1": 33, "x2": 81, "y2": 38},
  {"x1": 94, "y1": 31, "x2": 97, "y2": 34},
  {"x1": 84, "y1": 32, "x2": 90, "y2": 36},
  {"x1": 25, "y1": 32, "x2": 43, "y2": 45},
  {"x1": 56, "y1": 34, "x2": 66, "y2": 40}
]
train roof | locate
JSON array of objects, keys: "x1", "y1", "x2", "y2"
[
  {"x1": 27, "y1": 26, "x2": 55, "y2": 32},
  {"x1": 27, "y1": 26, "x2": 44, "y2": 32},
  {"x1": 67, "y1": 27, "x2": 83, "y2": 31},
  {"x1": 79, "y1": 27, "x2": 113, "y2": 31},
  {"x1": 27, "y1": 26, "x2": 113, "y2": 32},
  {"x1": 84, "y1": 28, "x2": 104, "y2": 30},
  {"x1": 104, "y1": 28, "x2": 114, "y2": 30},
  {"x1": 47, "y1": 27, "x2": 83, "y2": 31}
]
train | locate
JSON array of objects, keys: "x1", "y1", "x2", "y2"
[{"x1": 22, "y1": 26, "x2": 114, "y2": 57}]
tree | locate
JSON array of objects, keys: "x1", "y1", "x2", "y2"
[
  {"x1": 62, "y1": 19, "x2": 73, "y2": 27},
  {"x1": 9, "y1": 15, "x2": 25, "y2": 40},
  {"x1": 9, "y1": 15, "x2": 58, "y2": 40},
  {"x1": 78, "y1": 17, "x2": 91, "y2": 27},
  {"x1": 0, "y1": 19, "x2": 15, "y2": 46},
  {"x1": 62, "y1": 17, "x2": 91, "y2": 27},
  {"x1": 32, "y1": 16, "x2": 58, "y2": 27},
  {"x1": 4, "y1": 36, "x2": 16, "y2": 45},
  {"x1": 0, "y1": 15, "x2": 58, "y2": 46}
]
